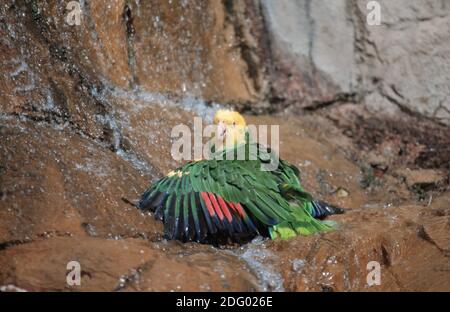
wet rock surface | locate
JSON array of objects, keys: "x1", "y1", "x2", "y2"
[
  {"x1": 1, "y1": 112, "x2": 449, "y2": 292},
  {"x1": 269, "y1": 199, "x2": 450, "y2": 291},
  {"x1": 1, "y1": 0, "x2": 449, "y2": 292},
  {"x1": 0, "y1": 118, "x2": 161, "y2": 244},
  {"x1": 0, "y1": 237, "x2": 260, "y2": 292}
]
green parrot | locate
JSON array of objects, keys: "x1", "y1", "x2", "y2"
[{"x1": 139, "y1": 109, "x2": 344, "y2": 244}]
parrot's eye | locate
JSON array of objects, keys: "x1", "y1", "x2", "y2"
[{"x1": 232, "y1": 121, "x2": 236, "y2": 126}]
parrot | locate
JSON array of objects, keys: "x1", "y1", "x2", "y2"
[{"x1": 138, "y1": 109, "x2": 344, "y2": 244}]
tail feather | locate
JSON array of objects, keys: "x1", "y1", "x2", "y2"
[
  {"x1": 311, "y1": 200, "x2": 345, "y2": 219},
  {"x1": 269, "y1": 205, "x2": 334, "y2": 240}
]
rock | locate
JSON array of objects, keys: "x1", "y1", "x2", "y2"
[
  {"x1": 336, "y1": 188, "x2": 349, "y2": 198},
  {"x1": 395, "y1": 168, "x2": 446, "y2": 189},
  {"x1": 356, "y1": 0, "x2": 450, "y2": 124},
  {"x1": 119, "y1": 243, "x2": 260, "y2": 292},
  {"x1": 366, "y1": 154, "x2": 389, "y2": 170},
  {"x1": 0, "y1": 1, "x2": 261, "y2": 109},
  {"x1": 261, "y1": 0, "x2": 358, "y2": 107},
  {"x1": 1, "y1": 113, "x2": 449, "y2": 291},
  {"x1": 0, "y1": 119, "x2": 161, "y2": 244},
  {"x1": 0, "y1": 237, "x2": 259, "y2": 291},
  {"x1": 2, "y1": 0, "x2": 449, "y2": 123},
  {"x1": 261, "y1": 0, "x2": 450, "y2": 123},
  {"x1": 267, "y1": 203, "x2": 450, "y2": 291},
  {"x1": 421, "y1": 191, "x2": 450, "y2": 253},
  {"x1": 104, "y1": 90, "x2": 206, "y2": 174},
  {"x1": 422, "y1": 217, "x2": 450, "y2": 253}
]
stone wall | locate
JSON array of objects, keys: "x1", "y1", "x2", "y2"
[
  {"x1": 260, "y1": 0, "x2": 450, "y2": 124},
  {"x1": 2, "y1": 0, "x2": 448, "y2": 123}
]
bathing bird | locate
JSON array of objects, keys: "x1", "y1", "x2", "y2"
[{"x1": 138, "y1": 109, "x2": 344, "y2": 244}]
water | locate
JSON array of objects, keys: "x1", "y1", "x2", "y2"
[
  {"x1": 106, "y1": 84, "x2": 223, "y2": 123},
  {"x1": 0, "y1": 284, "x2": 28, "y2": 292},
  {"x1": 233, "y1": 237, "x2": 285, "y2": 292},
  {"x1": 88, "y1": 82, "x2": 225, "y2": 176}
]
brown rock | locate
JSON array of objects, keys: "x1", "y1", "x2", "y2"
[
  {"x1": 105, "y1": 92, "x2": 199, "y2": 174},
  {"x1": 0, "y1": 119, "x2": 161, "y2": 244},
  {"x1": 266, "y1": 203, "x2": 450, "y2": 291},
  {"x1": 396, "y1": 168, "x2": 446, "y2": 189},
  {"x1": 119, "y1": 243, "x2": 259, "y2": 292},
  {"x1": 421, "y1": 191, "x2": 450, "y2": 253},
  {"x1": 0, "y1": 1, "x2": 260, "y2": 110},
  {"x1": 0, "y1": 237, "x2": 259, "y2": 291}
]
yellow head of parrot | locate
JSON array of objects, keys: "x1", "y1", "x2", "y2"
[
  {"x1": 213, "y1": 109, "x2": 247, "y2": 127},
  {"x1": 213, "y1": 109, "x2": 247, "y2": 146}
]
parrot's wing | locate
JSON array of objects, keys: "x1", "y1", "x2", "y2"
[
  {"x1": 139, "y1": 142, "x2": 333, "y2": 243},
  {"x1": 139, "y1": 156, "x2": 302, "y2": 242}
]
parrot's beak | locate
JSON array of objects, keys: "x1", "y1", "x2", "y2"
[{"x1": 217, "y1": 121, "x2": 227, "y2": 140}]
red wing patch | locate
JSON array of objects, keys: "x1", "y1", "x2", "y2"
[
  {"x1": 200, "y1": 192, "x2": 241, "y2": 223},
  {"x1": 176, "y1": 192, "x2": 260, "y2": 242},
  {"x1": 216, "y1": 195, "x2": 233, "y2": 222},
  {"x1": 229, "y1": 202, "x2": 246, "y2": 217},
  {"x1": 200, "y1": 192, "x2": 215, "y2": 217},
  {"x1": 208, "y1": 192, "x2": 224, "y2": 221}
]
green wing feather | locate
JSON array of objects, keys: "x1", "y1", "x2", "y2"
[{"x1": 139, "y1": 139, "x2": 335, "y2": 243}]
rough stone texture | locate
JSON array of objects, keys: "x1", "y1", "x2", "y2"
[
  {"x1": 0, "y1": 237, "x2": 260, "y2": 291},
  {"x1": 0, "y1": 0, "x2": 260, "y2": 117},
  {"x1": 261, "y1": 0, "x2": 359, "y2": 107},
  {"x1": 269, "y1": 201, "x2": 450, "y2": 291},
  {"x1": 124, "y1": 0, "x2": 261, "y2": 103},
  {"x1": 357, "y1": 0, "x2": 450, "y2": 124},
  {"x1": 395, "y1": 168, "x2": 446, "y2": 189},
  {"x1": 0, "y1": 119, "x2": 161, "y2": 244},
  {"x1": 260, "y1": 0, "x2": 450, "y2": 124},
  {"x1": 2, "y1": 0, "x2": 449, "y2": 123}
]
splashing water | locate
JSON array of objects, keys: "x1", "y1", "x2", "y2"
[
  {"x1": 233, "y1": 237, "x2": 285, "y2": 292},
  {"x1": 105, "y1": 84, "x2": 224, "y2": 123},
  {"x1": 86, "y1": 81, "x2": 227, "y2": 176}
]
